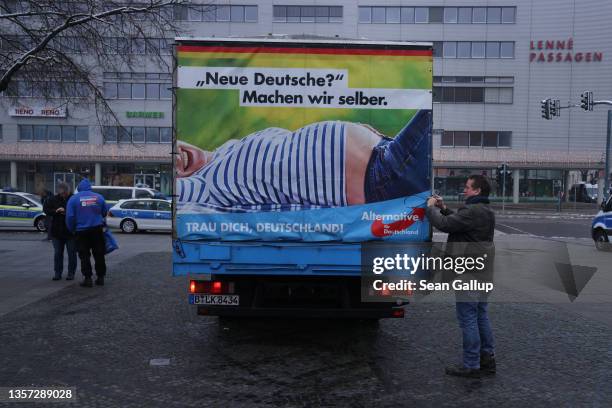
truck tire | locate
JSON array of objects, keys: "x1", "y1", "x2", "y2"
[
  {"x1": 120, "y1": 219, "x2": 137, "y2": 234},
  {"x1": 34, "y1": 216, "x2": 47, "y2": 232},
  {"x1": 594, "y1": 229, "x2": 610, "y2": 251}
]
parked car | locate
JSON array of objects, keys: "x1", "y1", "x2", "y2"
[
  {"x1": 568, "y1": 182, "x2": 597, "y2": 203},
  {"x1": 106, "y1": 198, "x2": 171, "y2": 233},
  {"x1": 592, "y1": 195, "x2": 612, "y2": 251},
  {"x1": 75, "y1": 185, "x2": 166, "y2": 206},
  {"x1": 0, "y1": 190, "x2": 46, "y2": 231}
]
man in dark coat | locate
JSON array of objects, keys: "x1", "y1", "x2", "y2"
[
  {"x1": 43, "y1": 183, "x2": 77, "y2": 280},
  {"x1": 426, "y1": 175, "x2": 496, "y2": 378}
]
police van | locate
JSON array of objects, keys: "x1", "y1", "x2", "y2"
[
  {"x1": 592, "y1": 195, "x2": 612, "y2": 251},
  {"x1": 74, "y1": 185, "x2": 165, "y2": 206},
  {"x1": 0, "y1": 190, "x2": 46, "y2": 231}
]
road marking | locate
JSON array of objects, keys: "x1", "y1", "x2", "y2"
[
  {"x1": 149, "y1": 358, "x2": 171, "y2": 366},
  {"x1": 497, "y1": 223, "x2": 530, "y2": 234}
]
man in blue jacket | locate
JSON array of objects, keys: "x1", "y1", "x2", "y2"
[{"x1": 66, "y1": 179, "x2": 107, "y2": 287}]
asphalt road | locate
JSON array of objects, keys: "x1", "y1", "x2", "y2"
[
  {"x1": 0, "y1": 214, "x2": 610, "y2": 407},
  {"x1": 495, "y1": 211, "x2": 594, "y2": 239}
]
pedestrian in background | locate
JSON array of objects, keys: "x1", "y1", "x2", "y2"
[
  {"x1": 426, "y1": 175, "x2": 496, "y2": 378},
  {"x1": 65, "y1": 179, "x2": 107, "y2": 287},
  {"x1": 40, "y1": 187, "x2": 53, "y2": 241},
  {"x1": 43, "y1": 183, "x2": 77, "y2": 281}
]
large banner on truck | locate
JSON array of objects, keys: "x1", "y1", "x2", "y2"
[{"x1": 175, "y1": 39, "x2": 432, "y2": 242}]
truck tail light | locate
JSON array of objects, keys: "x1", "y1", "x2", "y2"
[
  {"x1": 189, "y1": 280, "x2": 234, "y2": 294},
  {"x1": 392, "y1": 308, "x2": 405, "y2": 318}
]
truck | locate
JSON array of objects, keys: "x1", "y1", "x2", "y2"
[{"x1": 172, "y1": 37, "x2": 433, "y2": 318}]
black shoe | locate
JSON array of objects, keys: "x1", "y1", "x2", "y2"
[
  {"x1": 480, "y1": 353, "x2": 496, "y2": 375},
  {"x1": 52, "y1": 275, "x2": 61, "y2": 281},
  {"x1": 80, "y1": 277, "x2": 93, "y2": 287},
  {"x1": 95, "y1": 276, "x2": 105, "y2": 286},
  {"x1": 445, "y1": 364, "x2": 481, "y2": 378},
  {"x1": 66, "y1": 275, "x2": 75, "y2": 281}
]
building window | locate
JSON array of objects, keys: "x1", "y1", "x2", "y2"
[
  {"x1": 433, "y1": 77, "x2": 514, "y2": 104},
  {"x1": 434, "y1": 86, "x2": 511, "y2": 104},
  {"x1": 104, "y1": 80, "x2": 171, "y2": 100},
  {"x1": 273, "y1": 5, "x2": 341, "y2": 23},
  {"x1": 443, "y1": 42, "x2": 456, "y2": 58},
  {"x1": 458, "y1": 7, "x2": 472, "y2": 23},
  {"x1": 500, "y1": 42, "x2": 515, "y2": 58},
  {"x1": 18, "y1": 125, "x2": 88, "y2": 143},
  {"x1": 472, "y1": 7, "x2": 486, "y2": 23},
  {"x1": 6, "y1": 80, "x2": 89, "y2": 98},
  {"x1": 441, "y1": 131, "x2": 511, "y2": 148},
  {"x1": 444, "y1": 7, "x2": 457, "y2": 23},
  {"x1": 176, "y1": 4, "x2": 257, "y2": 22},
  {"x1": 103, "y1": 126, "x2": 172, "y2": 144},
  {"x1": 358, "y1": 6, "x2": 515, "y2": 24},
  {"x1": 434, "y1": 41, "x2": 514, "y2": 59},
  {"x1": 457, "y1": 42, "x2": 471, "y2": 58}
]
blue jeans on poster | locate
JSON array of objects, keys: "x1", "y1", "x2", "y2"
[
  {"x1": 456, "y1": 292, "x2": 495, "y2": 369},
  {"x1": 52, "y1": 238, "x2": 77, "y2": 278}
]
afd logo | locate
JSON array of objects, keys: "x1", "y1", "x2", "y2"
[
  {"x1": 370, "y1": 208, "x2": 425, "y2": 238},
  {"x1": 80, "y1": 197, "x2": 99, "y2": 207}
]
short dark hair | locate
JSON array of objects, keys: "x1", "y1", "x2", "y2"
[
  {"x1": 56, "y1": 182, "x2": 71, "y2": 194},
  {"x1": 467, "y1": 175, "x2": 491, "y2": 197}
]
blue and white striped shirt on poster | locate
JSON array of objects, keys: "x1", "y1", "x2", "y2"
[{"x1": 177, "y1": 121, "x2": 347, "y2": 212}]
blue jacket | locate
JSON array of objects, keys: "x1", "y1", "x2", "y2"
[{"x1": 66, "y1": 179, "x2": 107, "y2": 233}]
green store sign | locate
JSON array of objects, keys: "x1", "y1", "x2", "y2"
[{"x1": 126, "y1": 111, "x2": 164, "y2": 118}]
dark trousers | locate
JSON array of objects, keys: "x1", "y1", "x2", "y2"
[
  {"x1": 52, "y1": 238, "x2": 77, "y2": 278},
  {"x1": 75, "y1": 227, "x2": 106, "y2": 278}
]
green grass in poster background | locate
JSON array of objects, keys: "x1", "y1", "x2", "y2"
[{"x1": 177, "y1": 54, "x2": 431, "y2": 150}]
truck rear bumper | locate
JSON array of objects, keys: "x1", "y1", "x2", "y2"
[{"x1": 197, "y1": 305, "x2": 405, "y2": 319}]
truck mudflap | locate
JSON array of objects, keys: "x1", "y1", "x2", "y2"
[{"x1": 189, "y1": 275, "x2": 407, "y2": 319}]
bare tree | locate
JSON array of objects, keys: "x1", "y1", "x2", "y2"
[{"x1": 0, "y1": 0, "x2": 189, "y2": 126}]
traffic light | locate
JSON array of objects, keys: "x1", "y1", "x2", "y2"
[
  {"x1": 580, "y1": 91, "x2": 593, "y2": 111},
  {"x1": 541, "y1": 99, "x2": 551, "y2": 119},
  {"x1": 550, "y1": 99, "x2": 561, "y2": 117}
]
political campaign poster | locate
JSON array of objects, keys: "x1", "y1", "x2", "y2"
[{"x1": 174, "y1": 39, "x2": 432, "y2": 242}]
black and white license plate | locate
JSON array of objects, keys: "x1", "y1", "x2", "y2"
[{"x1": 190, "y1": 294, "x2": 239, "y2": 306}]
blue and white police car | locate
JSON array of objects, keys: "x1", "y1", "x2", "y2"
[
  {"x1": 592, "y1": 195, "x2": 612, "y2": 251},
  {"x1": 0, "y1": 190, "x2": 46, "y2": 231},
  {"x1": 106, "y1": 198, "x2": 171, "y2": 233}
]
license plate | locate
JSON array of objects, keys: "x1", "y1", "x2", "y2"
[{"x1": 190, "y1": 294, "x2": 239, "y2": 306}]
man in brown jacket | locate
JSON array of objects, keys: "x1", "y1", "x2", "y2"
[{"x1": 426, "y1": 175, "x2": 496, "y2": 378}]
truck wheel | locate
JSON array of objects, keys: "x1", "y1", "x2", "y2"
[
  {"x1": 120, "y1": 219, "x2": 137, "y2": 234},
  {"x1": 34, "y1": 216, "x2": 47, "y2": 232},
  {"x1": 594, "y1": 229, "x2": 610, "y2": 251}
]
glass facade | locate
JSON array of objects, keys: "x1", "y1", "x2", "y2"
[
  {"x1": 434, "y1": 168, "x2": 566, "y2": 202},
  {"x1": 5, "y1": 162, "x2": 172, "y2": 196}
]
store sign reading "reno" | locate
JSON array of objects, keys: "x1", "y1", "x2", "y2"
[
  {"x1": 529, "y1": 38, "x2": 603, "y2": 63},
  {"x1": 9, "y1": 106, "x2": 67, "y2": 117}
]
